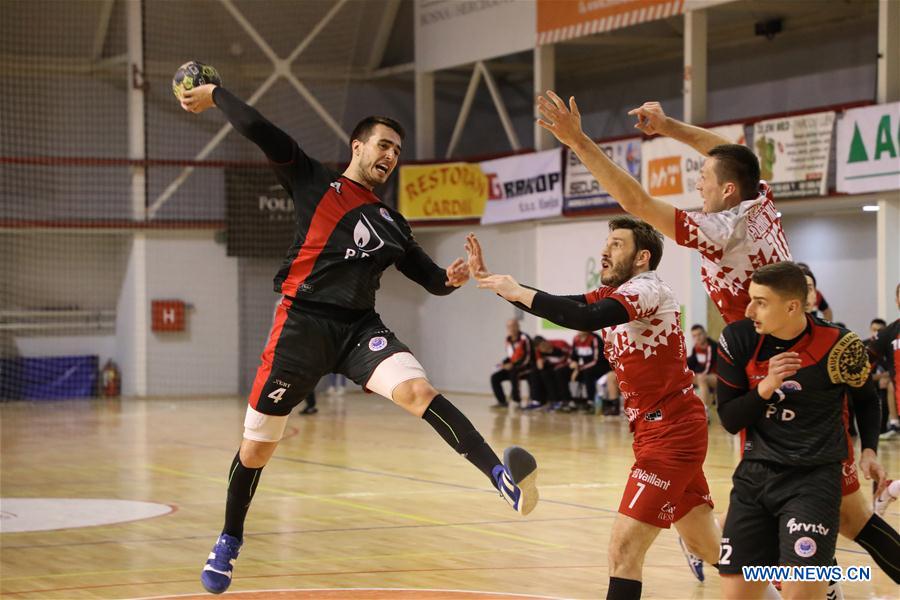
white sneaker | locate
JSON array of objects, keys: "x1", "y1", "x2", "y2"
[
  {"x1": 874, "y1": 479, "x2": 900, "y2": 516},
  {"x1": 326, "y1": 386, "x2": 337, "y2": 396},
  {"x1": 335, "y1": 386, "x2": 346, "y2": 396},
  {"x1": 880, "y1": 429, "x2": 899, "y2": 440}
]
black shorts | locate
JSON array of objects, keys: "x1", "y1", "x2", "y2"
[
  {"x1": 718, "y1": 460, "x2": 841, "y2": 574},
  {"x1": 248, "y1": 297, "x2": 411, "y2": 416}
]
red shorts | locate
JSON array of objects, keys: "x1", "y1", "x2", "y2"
[{"x1": 620, "y1": 418, "x2": 714, "y2": 528}]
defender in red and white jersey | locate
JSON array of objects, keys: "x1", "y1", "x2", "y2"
[
  {"x1": 468, "y1": 219, "x2": 718, "y2": 600},
  {"x1": 537, "y1": 90, "x2": 899, "y2": 587}
]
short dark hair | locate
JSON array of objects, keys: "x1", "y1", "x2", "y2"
[
  {"x1": 871, "y1": 318, "x2": 887, "y2": 327},
  {"x1": 609, "y1": 216, "x2": 664, "y2": 270},
  {"x1": 350, "y1": 116, "x2": 405, "y2": 147},
  {"x1": 796, "y1": 262, "x2": 816, "y2": 286},
  {"x1": 751, "y1": 261, "x2": 808, "y2": 302},
  {"x1": 708, "y1": 144, "x2": 761, "y2": 201},
  {"x1": 691, "y1": 324, "x2": 706, "y2": 332}
]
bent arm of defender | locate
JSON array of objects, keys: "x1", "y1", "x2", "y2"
[
  {"x1": 395, "y1": 243, "x2": 456, "y2": 296},
  {"x1": 212, "y1": 87, "x2": 295, "y2": 163},
  {"x1": 516, "y1": 291, "x2": 630, "y2": 332},
  {"x1": 848, "y1": 377, "x2": 882, "y2": 452},
  {"x1": 660, "y1": 118, "x2": 732, "y2": 156},
  {"x1": 716, "y1": 346, "x2": 767, "y2": 434},
  {"x1": 569, "y1": 134, "x2": 677, "y2": 239}
]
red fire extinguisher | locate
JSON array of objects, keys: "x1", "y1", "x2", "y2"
[{"x1": 100, "y1": 360, "x2": 121, "y2": 398}]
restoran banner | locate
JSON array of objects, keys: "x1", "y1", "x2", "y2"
[
  {"x1": 753, "y1": 111, "x2": 836, "y2": 198},
  {"x1": 398, "y1": 162, "x2": 488, "y2": 221},
  {"x1": 564, "y1": 137, "x2": 641, "y2": 212},
  {"x1": 836, "y1": 102, "x2": 900, "y2": 194},
  {"x1": 640, "y1": 124, "x2": 745, "y2": 210},
  {"x1": 480, "y1": 149, "x2": 564, "y2": 225}
]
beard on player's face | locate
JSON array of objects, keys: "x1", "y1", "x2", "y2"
[{"x1": 600, "y1": 249, "x2": 638, "y2": 287}]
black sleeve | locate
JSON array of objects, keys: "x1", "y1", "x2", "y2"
[
  {"x1": 848, "y1": 377, "x2": 882, "y2": 452},
  {"x1": 716, "y1": 326, "x2": 768, "y2": 434},
  {"x1": 212, "y1": 87, "x2": 295, "y2": 163},
  {"x1": 519, "y1": 292, "x2": 630, "y2": 332},
  {"x1": 687, "y1": 352, "x2": 700, "y2": 373},
  {"x1": 394, "y1": 240, "x2": 454, "y2": 296}
]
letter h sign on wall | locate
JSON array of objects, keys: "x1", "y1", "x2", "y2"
[{"x1": 152, "y1": 300, "x2": 186, "y2": 332}]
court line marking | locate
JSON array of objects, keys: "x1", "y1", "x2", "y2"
[{"x1": 148, "y1": 464, "x2": 566, "y2": 550}]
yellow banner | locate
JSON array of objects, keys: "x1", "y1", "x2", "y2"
[{"x1": 398, "y1": 163, "x2": 488, "y2": 220}]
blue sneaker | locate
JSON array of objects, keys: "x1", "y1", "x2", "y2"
[
  {"x1": 492, "y1": 446, "x2": 539, "y2": 516},
  {"x1": 678, "y1": 536, "x2": 704, "y2": 582},
  {"x1": 201, "y1": 533, "x2": 242, "y2": 594}
]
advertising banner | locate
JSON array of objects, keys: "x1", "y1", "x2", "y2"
[
  {"x1": 753, "y1": 111, "x2": 836, "y2": 198},
  {"x1": 480, "y1": 149, "x2": 564, "y2": 225},
  {"x1": 398, "y1": 162, "x2": 488, "y2": 220},
  {"x1": 563, "y1": 137, "x2": 641, "y2": 211},
  {"x1": 836, "y1": 102, "x2": 900, "y2": 194},
  {"x1": 640, "y1": 124, "x2": 744, "y2": 210},
  {"x1": 225, "y1": 169, "x2": 295, "y2": 257},
  {"x1": 537, "y1": 0, "x2": 684, "y2": 45}
]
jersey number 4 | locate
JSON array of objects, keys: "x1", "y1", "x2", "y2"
[{"x1": 268, "y1": 387, "x2": 287, "y2": 404}]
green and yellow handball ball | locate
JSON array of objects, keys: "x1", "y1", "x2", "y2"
[{"x1": 172, "y1": 61, "x2": 221, "y2": 100}]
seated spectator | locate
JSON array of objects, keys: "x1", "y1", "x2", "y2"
[
  {"x1": 563, "y1": 331, "x2": 611, "y2": 413},
  {"x1": 525, "y1": 336, "x2": 572, "y2": 410},
  {"x1": 489, "y1": 319, "x2": 534, "y2": 408},
  {"x1": 687, "y1": 324, "x2": 718, "y2": 421}
]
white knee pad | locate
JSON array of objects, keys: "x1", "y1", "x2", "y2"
[
  {"x1": 243, "y1": 404, "x2": 289, "y2": 442},
  {"x1": 366, "y1": 352, "x2": 428, "y2": 401}
]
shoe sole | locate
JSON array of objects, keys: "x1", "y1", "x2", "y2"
[{"x1": 503, "y1": 446, "x2": 539, "y2": 516}]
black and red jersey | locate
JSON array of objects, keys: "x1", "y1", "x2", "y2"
[
  {"x1": 868, "y1": 318, "x2": 900, "y2": 392},
  {"x1": 687, "y1": 341, "x2": 718, "y2": 375},
  {"x1": 570, "y1": 332, "x2": 603, "y2": 369},
  {"x1": 717, "y1": 315, "x2": 872, "y2": 466},
  {"x1": 214, "y1": 87, "x2": 452, "y2": 311},
  {"x1": 506, "y1": 332, "x2": 534, "y2": 369}
]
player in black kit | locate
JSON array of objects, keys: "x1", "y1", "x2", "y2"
[
  {"x1": 715, "y1": 262, "x2": 885, "y2": 599},
  {"x1": 179, "y1": 82, "x2": 538, "y2": 595}
]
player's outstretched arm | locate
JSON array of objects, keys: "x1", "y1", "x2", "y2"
[
  {"x1": 628, "y1": 101, "x2": 731, "y2": 156},
  {"x1": 395, "y1": 240, "x2": 466, "y2": 296},
  {"x1": 180, "y1": 84, "x2": 294, "y2": 164},
  {"x1": 537, "y1": 91, "x2": 677, "y2": 240}
]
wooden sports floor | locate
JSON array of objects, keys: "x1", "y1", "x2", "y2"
[{"x1": 1, "y1": 393, "x2": 897, "y2": 599}]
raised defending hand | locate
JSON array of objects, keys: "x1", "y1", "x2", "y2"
[
  {"x1": 180, "y1": 84, "x2": 217, "y2": 114},
  {"x1": 536, "y1": 90, "x2": 584, "y2": 147},
  {"x1": 627, "y1": 101, "x2": 668, "y2": 136},
  {"x1": 859, "y1": 448, "x2": 887, "y2": 484},
  {"x1": 445, "y1": 257, "x2": 470, "y2": 288},
  {"x1": 476, "y1": 274, "x2": 525, "y2": 303},
  {"x1": 465, "y1": 233, "x2": 491, "y2": 279}
]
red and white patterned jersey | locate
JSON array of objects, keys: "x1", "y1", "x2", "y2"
[
  {"x1": 675, "y1": 187, "x2": 791, "y2": 324},
  {"x1": 585, "y1": 271, "x2": 705, "y2": 433}
]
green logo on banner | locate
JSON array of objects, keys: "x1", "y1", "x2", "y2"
[
  {"x1": 848, "y1": 115, "x2": 899, "y2": 163},
  {"x1": 848, "y1": 123, "x2": 868, "y2": 163}
]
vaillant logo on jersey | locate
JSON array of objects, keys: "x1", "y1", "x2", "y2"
[{"x1": 344, "y1": 214, "x2": 385, "y2": 260}]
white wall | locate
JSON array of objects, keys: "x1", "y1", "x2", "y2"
[
  {"x1": 780, "y1": 211, "x2": 879, "y2": 335},
  {"x1": 144, "y1": 231, "x2": 240, "y2": 396}
]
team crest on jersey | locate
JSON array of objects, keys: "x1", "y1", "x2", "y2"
[
  {"x1": 780, "y1": 380, "x2": 802, "y2": 392},
  {"x1": 794, "y1": 536, "x2": 817, "y2": 558},
  {"x1": 379, "y1": 207, "x2": 393, "y2": 222},
  {"x1": 369, "y1": 336, "x2": 387, "y2": 351}
]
